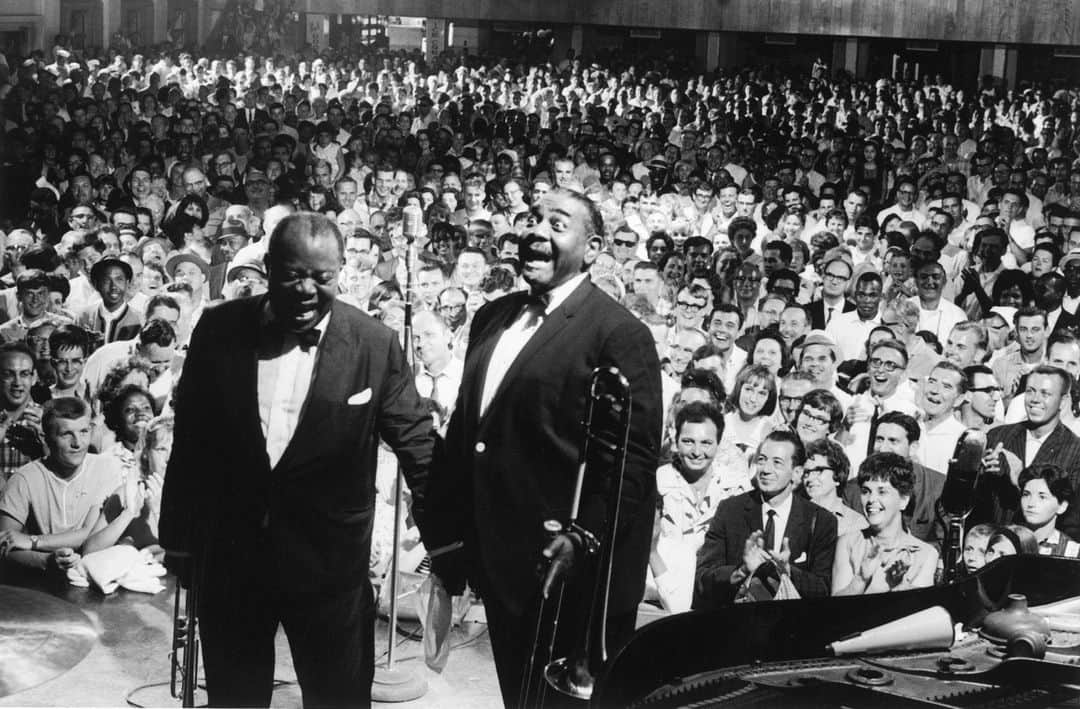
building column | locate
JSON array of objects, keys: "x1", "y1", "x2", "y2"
[
  {"x1": 424, "y1": 18, "x2": 447, "y2": 62},
  {"x1": 569, "y1": 24, "x2": 582, "y2": 57},
  {"x1": 151, "y1": 0, "x2": 167, "y2": 43},
  {"x1": 39, "y1": 0, "x2": 62, "y2": 50},
  {"x1": 978, "y1": 44, "x2": 1018, "y2": 90},
  {"x1": 834, "y1": 37, "x2": 870, "y2": 78},
  {"x1": 101, "y1": 0, "x2": 122, "y2": 47}
]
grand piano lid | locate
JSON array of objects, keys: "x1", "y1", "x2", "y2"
[{"x1": 594, "y1": 555, "x2": 1080, "y2": 707}]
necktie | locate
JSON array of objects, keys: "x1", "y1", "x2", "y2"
[
  {"x1": 763, "y1": 509, "x2": 776, "y2": 553},
  {"x1": 826, "y1": 306, "x2": 834, "y2": 325},
  {"x1": 866, "y1": 402, "x2": 881, "y2": 455}
]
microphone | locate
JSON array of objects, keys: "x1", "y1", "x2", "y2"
[
  {"x1": 402, "y1": 203, "x2": 422, "y2": 244},
  {"x1": 940, "y1": 429, "x2": 987, "y2": 518}
]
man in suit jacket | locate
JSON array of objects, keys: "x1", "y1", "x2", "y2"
[
  {"x1": 807, "y1": 253, "x2": 855, "y2": 330},
  {"x1": 159, "y1": 213, "x2": 436, "y2": 708},
  {"x1": 694, "y1": 429, "x2": 838, "y2": 608},
  {"x1": 973, "y1": 365, "x2": 1080, "y2": 538},
  {"x1": 427, "y1": 190, "x2": 662, "y2": 706}
]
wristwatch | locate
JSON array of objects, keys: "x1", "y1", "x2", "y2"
[{"x1": 30, "y1": 535, "x2": 38, "y2": 551}]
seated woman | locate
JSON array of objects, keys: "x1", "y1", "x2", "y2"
[
  {"x1": 1017, "y1": 464, "x2": 1080, "y2": 558},
  {"x1": 650, "y1": 401, "x2": 750, "y2": 612},
  {"x1": 832, "y1": 452, "x2": 938, "y2": 595},
  {"x1": 801, "y1": 438, "x2": 867, "y2": 537},
  {"x1": 984, "y1": 525, "x2": 1040, "y2": 563},
  {"x1": 793, "y1": 389, "x2": 844, "y2": 446},
  {"x1": 92, "y1": 357, "x2": 155, "y2": 453},
  {"x1": 83, "y1": 413, "x2": 173, "y2": 554},
  {"x1": 717, "y1": 364, "x2": 777, "y2": 474},
  {"x1": 101, "y1": 384, "x2": 157, "y2": 478}
]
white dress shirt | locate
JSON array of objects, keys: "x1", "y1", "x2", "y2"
[
  {"x1": 825, "y1": 310, "x2": 880, "y2": 361},
  {"x1": 915, "y1": 415, "x2": 966, "y2": 474},
  {"x1": 480, "y1": 274, "x2": 587, "y2": 418},
  {"x1": 258, "y1": 310, "x2": 331, "y2": 469},
  {"x1": 911, "y1": 297, "x2": 968, "y2": 342},
  {"x1": 415, "y1": 356, "x2": 464, "y2": 415}
]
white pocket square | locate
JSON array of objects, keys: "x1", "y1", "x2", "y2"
[
  {"x1": 792, "y1": 552, "x2": 807, "y2": 564},
  {"x1": 347, "y1": 388, "x2": 372, "y2": 406}
]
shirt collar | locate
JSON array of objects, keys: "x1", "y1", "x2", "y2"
[{"x1": 538, "y1": 272, "x2": 589, "y2": 315}]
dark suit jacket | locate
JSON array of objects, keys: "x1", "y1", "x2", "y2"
[
  {"x1": 972, "y1": 421, "x2": 1080, "y2": 538},
  {"x1": 159, "y1": 296, "x2": 435, "y2": 594},
  {"x1": 808, "y1": 298, "x2": 856, "y2": 331},
  {"x1": 1051, "y1": 309, "x2": 1080, "y2": 340},
  {"x1": 693, "y1": 490, "x2": 837, "y2": 608},
  {"x1": 843, "y1": 461, "x2": 945, "y2": 549},
  {"x1": 427, "y1": 280, "x2": 662, "y2": 616},
  {"x1": 237, "y1": 107, "x2": 270, "y2": 130}
]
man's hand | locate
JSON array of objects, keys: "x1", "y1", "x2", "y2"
[
  {"x1": 52, "y1": 548, "x2": 80, "y2": 571},
  {"x1": 0, "y1": 529, "x2": 32, "y2": 555},
  {"x1": 768, "y1": 537, "x2": 792, "y2": 577},
  {"x1": 540, "y1": 533, "x2": 578, "y2": 599},
  {"x1": 982, "y1": 442, "x2": 1005, "y2": 476},
  {"x1": 743, "y1": 530, "x2": 769, "y2": 576}
]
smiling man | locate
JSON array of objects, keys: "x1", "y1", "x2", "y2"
[
  {"x1": 914, "y1": 362, "x2": 967, "y2": 474},
  {"x1": 694, "y1": 429, "x2": 837, "y2": 607},
  {"x1": 76, "y1": 257, "x2": 142, "y2": 344},
  {"x1": 160, "y1": 212, "x2": 439, "y2": 707},
  {"x1": 426, "y1": 188, "x2": 662, "y2": 706}
]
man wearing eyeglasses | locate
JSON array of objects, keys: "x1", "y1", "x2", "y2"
[
  {"x1": 672, "y1": 285, "x2": 709, "y2": 331},
  {"x1": 876, "y1": 178, "x2": 927, "y2": 231},
  {"x1": 960, "y1": 365, "x2": 1004, "y2": 430},
  {"x1": 610, "y1": 225, "x2": 640, "y2": 265},
  {"x1": 839, "y1": 340, "x2": 919, "y2": 472},
  {"x1": 808, "y1": 253, "x2": 854, "y2": 330},
  {"x1": 0, "y1": 271, "x2": 73, "y2": 345}
]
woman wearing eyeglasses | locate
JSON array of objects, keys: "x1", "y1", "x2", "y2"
[{"x1": 800, "y1": 438, "x2": 867, "y2": 538}]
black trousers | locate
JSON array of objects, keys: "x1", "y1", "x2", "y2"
[
  {"x1": 483, "y1": 584, "x2": 637, "y2": 709},
  {"x1": 198, "y1": 577, "x2": 375, "y2": 708}
]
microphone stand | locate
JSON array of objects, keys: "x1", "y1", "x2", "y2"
[{"x1": 372, "y1": 223, "x2": 428, "y2": 702}]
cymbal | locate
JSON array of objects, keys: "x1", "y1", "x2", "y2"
[{"x1": 0, "y1": 585, "x2": 97, "y2": 699}]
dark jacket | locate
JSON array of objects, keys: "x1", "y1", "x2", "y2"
[
  {"x1": 693, "y1": 490, "x2": 838, "y2": 608},
  {"x1": 159, "y1": 295, "x2": 435, "y2": 594},
  {"x1": 427, "y1": 280, "x2": 663, "y2": 616},
  {"x1": 972, "y1": 421, "x2": 1080, "y2": 538}
]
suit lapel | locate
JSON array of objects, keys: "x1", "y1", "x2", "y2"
[
  {"x1": 235, "y1": 296, "x2": 269, "y2": 470},
  {"x1": 464, "y1": 295, "x2": 526, "y2": 428},
  {"x1": 1033, "y1": 423, "x2": 1067, "y2": 465}
]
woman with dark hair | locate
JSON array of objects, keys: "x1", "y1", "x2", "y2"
[
  {"x1": 749, "y1": 330, "x2": 790, "y2": 377},
  {"x1": 102, "y1": 384, "x2": 158, "y2": 476},
  {"x1": 173, "y1": 193, "x2": 208, "y2": 227},
  {"x1": 991, "y1": 269, "x2": 1035, "y2": 310},
  {"x1": 794, "y1": 389, "x2": 845, "y2": 445},
  {"x1": 801, "y1": 438, "x2": 867, "y2": 536}
]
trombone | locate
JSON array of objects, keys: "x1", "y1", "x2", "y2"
[
  {"x1": 169, "y1": 551, "x2": 201, "y2": 707},
  {"x1": 519, "y1": 367, "x2": 633, "y2": 708}
]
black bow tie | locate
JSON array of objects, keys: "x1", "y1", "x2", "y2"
[{"x1": 297, "y1": 328, "x2": 321, "y2": 352}]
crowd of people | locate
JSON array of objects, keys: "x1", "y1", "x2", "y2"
[{"x1": 0, "y1": 33, "x2": 1079, "y2": 626}]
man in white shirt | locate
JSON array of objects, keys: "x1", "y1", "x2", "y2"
[
  {"x1": 704, "y1": 304, "x2": 747, "y2": 394},
  {"x1": 839, "y1": 340, "x2": 920, "y2": 472},
  {"x1": 412, "y1": 310, "x2": 463, "y2": 421},
  {"x1": 911, "y1": 261, "x2": 967, "y2": 343},
  {"x1": 0, "y1": 397, "x2": 122, "y2": 574},
  {"x1": 798, "y1": 331, "x2": 852, "y2": 409},
  {"x1": 827, "y1": 271, "x2": 884, "y2": 361},
  {"x1": 877, "y1": 178, "x2": 927, "y2": 230},
  {"x1": 914, "y1": 362, "x2": 967, "y2": 474}
]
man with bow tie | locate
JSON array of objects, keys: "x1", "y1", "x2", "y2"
[
  {"x1": 426, "y1": 189, "x2": 662, "y2": 706},
  {"x1": 160, "y1": 212, "x2": 437, "y2": 708}
]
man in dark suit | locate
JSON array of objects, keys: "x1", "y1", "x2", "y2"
[
  {"x1": 974, "y1": 365, "x2": 1080, "y2": 538},
  {"x1": 807, "y1": 253, "x2": 855, "y2": 330},
  {"x1": 1036, "y1": 272, "x2": 1080, "y2": 340},
  {"x1": 427, "y1": 189, "x2": 662, "y2": 706},
  {"x1": 693, "y1": 429, "x2": 838, "y2": 608},
  {"x1": 159, "y1": 213, "x2": 436, "y2": 708}
]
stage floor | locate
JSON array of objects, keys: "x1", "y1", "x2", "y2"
[{"x1": 0, "y1": 573, "x2": 502, "y2": 708}]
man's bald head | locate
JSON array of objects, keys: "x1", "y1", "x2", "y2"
[{"x1": 268, "y1": 212, "x2": 344, "y2": 262}]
